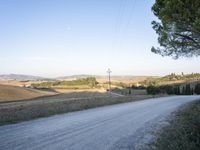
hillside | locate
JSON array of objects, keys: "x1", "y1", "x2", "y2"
[
  {"x1": 139, "y1": 73, "x2": 200, "y2": 86},
  {"x1": 0, "y1": 85, "x2": 57, "y2": 102},
  {"x1": 0, "y1": 74, "x2": 152, "y2": 84}
]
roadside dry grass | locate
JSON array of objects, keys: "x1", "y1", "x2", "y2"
[
  {"x1": 0, "y1": 92, "x2": 159, "y2": 125},
  {"x1": 148, "y1": 100, "x2": 200, "y2": 150}
]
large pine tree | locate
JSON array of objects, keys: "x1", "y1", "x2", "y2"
[{"x1": 151, "y1": 0, "x2": 200, "y2": 58}]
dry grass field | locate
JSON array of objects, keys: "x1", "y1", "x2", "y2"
[
  {"x1": 96, "y1": 76, "x2": 150, "y2": 84},
  {"x1": 0, "y1": 80, "x2": 42, "y2": 87},
  {"x1": 0, "y1": 84, "x2": 57, "y2": 102}
]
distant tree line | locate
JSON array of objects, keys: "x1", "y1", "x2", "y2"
[
  {"x1": 147, "y1": 83, "x2": 200, "y2": 95},
  {"x1": 31, "y1": 77, "x2": 98, "y2": 89}
]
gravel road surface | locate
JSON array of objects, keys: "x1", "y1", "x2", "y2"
[{"x1": 0, "y1": 96, "x2": 199, "y2": 150}]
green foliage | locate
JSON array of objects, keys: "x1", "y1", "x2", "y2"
[
  {"x1": 180, "y1": 84, "x2": 194, "y2": 95},
  {"x1": 151, "y1": 0, "x2": 200, "y2": 58},
  {"x1": 174, "y1": 86, "x2": 180, "y2": 95},
  {"x1": 140, "y1": 73, "x2": 200, "y2": 95},
  {"x1": 128, "y1": 88, "x2": 131, "y2": 95},
  {"x1": 185, "y1": 84, "x2": 192, "y2": 95},
  {"x1": 158, "y1": 85, "x2": 176, "y2": 95},
  {"x1": 147, "y1": 85, "x2": 161, "y2": 95},
  {"x1": 31, "y1": 77, "x2": 98, "y2": 89},
  {"x1": 195, "y1": 84, "x2": 200, "y2": 94},
  {"x1": 147, "y1": 84, "x2": 195, "y2": 95},
  {"x1": 191, "y1": 88, "x2": 194, "y2": 95},
  {"x1": 182, "y1": 86, "x2": 186, "y2": 95},
  {"x1": 161, "y1": 85, "x2": 174, "y2": 94}
]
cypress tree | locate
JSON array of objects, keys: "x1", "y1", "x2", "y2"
[
  {"x1": 195, "y1": 84, "x2": 200, "y2": 94},
  {"x1": 182, "y1": 86, "x2": 186, "y2": 95},
  {"x1": 185, "y1": 84, "x2": 191, "y2": 95},
  {"x1": 191, "y1": 88, "x2": 194, "y2": 95},
  {"x1": 177, "y1": 86, "x2": 180, "y2": 95}
]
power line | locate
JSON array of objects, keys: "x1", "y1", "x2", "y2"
[
  {"x1": 124, "y1": 0, "x2": 137, "y2": 32},
  {"x1": 112, "y1": 0, "x2": 137, "y2": 51},
  {"x1": 112, "y1": 0, "x2": 128, "y2": 52}
]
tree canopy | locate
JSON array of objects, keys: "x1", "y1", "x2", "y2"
[{"x1": 151, "y1": 0, "x2": 200, "y2": 59}]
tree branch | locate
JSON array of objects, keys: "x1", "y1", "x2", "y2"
[{"x1": 174, "y1": 33, "x2": 200, "y2": 47}]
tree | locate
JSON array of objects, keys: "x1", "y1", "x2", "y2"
[
  {"x1": 174, "y1": 86, "x2": 180, "y2": 95},
  {"x1": 147, "y1": 85, "x2": 160, "y2": 95},
  {"x1": 177, "y1": 86, "x2": 180, "y2": 95},
  {"x1": 182, "y1": 86, "x2": 186, "y2": 95},
  {"x1": 185, "y1": 84, "x2": 191, "y2": 95},
  {"x1": 163, "y1": 85, "x2": 174, "y2": 94},
  {"x1": 151, "y1": 0, "x2": 200, "y2": 59},
  {"x1": 191, "y1": 88, "x2": 194, "y2": 95},
  {"x1": 195, "y1": 83, "x2": 200, "y2": 94}
]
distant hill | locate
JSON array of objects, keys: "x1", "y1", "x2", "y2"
[
  {"x1": 0, "y1": 74, "x2": 52, "y2": 81},
  {"x1": 57, "y1": 75, "x2": 95, "y2": 80},
  {"x1": 57, "y1": 75, "x2": 154, "y2": 83},
  {"x1": 0, "y1": 74, "x2": 155, "y2": 83}
]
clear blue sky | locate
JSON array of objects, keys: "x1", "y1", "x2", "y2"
[{"x1": 0, "y1": 0, "x2": 200, "y2": 77}]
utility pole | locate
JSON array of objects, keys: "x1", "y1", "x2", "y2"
[{"x1": 107, "y1": 68, "x2": 112, "y2": 91}]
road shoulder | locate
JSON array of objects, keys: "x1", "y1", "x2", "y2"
[{"x1": 147, "y1": 100, "x2": 200, "y2": 150}]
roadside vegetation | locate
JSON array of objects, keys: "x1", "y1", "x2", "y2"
[
  {"x1": 149, "y1": 100, "x2": 200, "y2": 150},
  {"x1": 136, "y1": 73, "x2": 200, "y2": 95},
  {"x1": 146, "y1": 83, "x2": 200, "y2": 95}
]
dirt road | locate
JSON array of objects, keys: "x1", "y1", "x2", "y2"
[{"x1": 0, "y1": 96, "x2": 199, "y2": 150}]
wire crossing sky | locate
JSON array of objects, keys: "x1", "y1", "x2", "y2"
[{"x1": 0, "y1": 0, "x2": 200, "y2": 77}]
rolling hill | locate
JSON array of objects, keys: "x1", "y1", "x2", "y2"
[{"x1": 0, "y1": 85, "x2": 57, "y2": 102}]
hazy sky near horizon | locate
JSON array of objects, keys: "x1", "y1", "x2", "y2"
[{"x1": 0, "y1": 0, "x2": 200, "y2": 77}]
